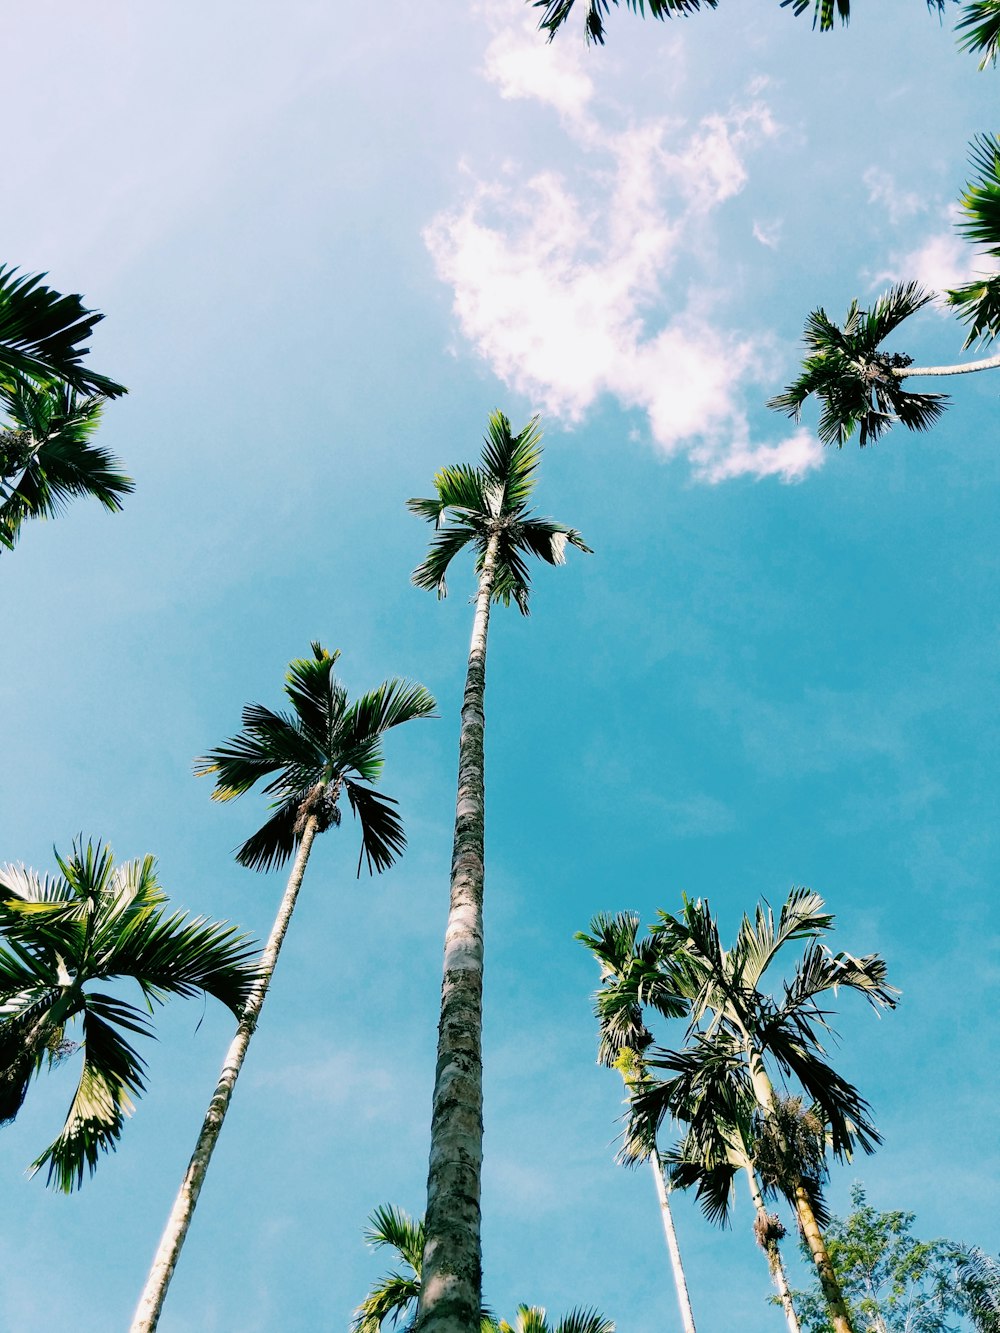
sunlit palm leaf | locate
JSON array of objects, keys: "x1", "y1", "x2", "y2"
[{"x1": 957, "y1": 0, "x2": 1000, "y2": 68}]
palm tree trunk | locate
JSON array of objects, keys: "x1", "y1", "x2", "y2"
[
  {"x1": 745, "y1": 1059, "x2": 855, "y2": 1333},
  {"x1": 649, "y1": 1154, "x2": 698, "y2": 1333},
  {"x1": 741, "y1": 1162, "x2": 801, "y2": 1333},
  {"x1": 129, "y1": 813, "x2": 321, "y2": 1333},
  {"x1": 416, "y1": 532, "x2": 499, "y2": 1333},
  {"x1": 895, "y1": 351, "x2": 1000, "y2": 378}
]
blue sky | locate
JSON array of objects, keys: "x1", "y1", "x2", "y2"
[{"x1": 2, "y1": 1, "x2": 998, "y2": 1330}]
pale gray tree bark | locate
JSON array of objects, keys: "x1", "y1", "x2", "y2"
[
  {"x1": 130, "y1": 813, "x2": 321, "y2": 1333},
  {"x1": 741, "y1": 1161, "x2": 801, "y2": 1333},
  {"x1": 650, "y1": 1154, "x2": 698, "y2": 1333},
  {"x1": 416, "y1": 534, "x2": 500, "y2": 1333}
]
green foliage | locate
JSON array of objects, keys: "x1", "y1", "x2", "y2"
[
  {"x1": 768, "y1": 283, "x2": 948, "y2": 446},
  {"x1": 0, "y1": 840, "x2": 257, "y2": 1190},
  {"x1": 0, "y1": 377, "x2": 132, "y2": 551},
  {"x1": 789, "y1": 1185, "x2": 980, "y2": 1333},
  {"x1": 352, "y1": 1203, "x2": 496, "y2": 1333},
  {"x1": 956, "y1": 0, "x2": 1000, "y2": 65},
  {"x1": 956, "y1": 1249, "x2": 1000, "y2": 1332},
  {"x1": 532, "y1": 0, "x2": 951, "y2": 43},
  {"x1": 408, "y1": 411, "x2": 590, "y2": 616},
  {"x1": 0, "y1": 265, "x2": 125, "y2": 398},
  {"x1": 489, "y1": 1305, "x2": 615, "y2": 1333},
  {"x1": 947, "y1": 135, "x2": 1000, "y2": 347},
  {"x1": 195, "y1": 644, "x2": 435, "y2": 874}
]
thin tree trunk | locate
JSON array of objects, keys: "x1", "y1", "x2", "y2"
[
  {"x1": 130, "y1": 814, "x2": 321, "y2": 1333},
  {"x1": 741, "y1": 1161, "x2": 801, "y2": 1333},
  {"x1": 416, "y1": 533, "x2": 499, "y2": 1333},
  {"x1": 894, "y1": 351, "x2": 1000, "y2": 378},
  {"x1": 745, "y1": 1059, "x2": 855, "y2": 1333},
  {"x1": 649, "y1": 1154, "x2": 698, "y2": 1333}
]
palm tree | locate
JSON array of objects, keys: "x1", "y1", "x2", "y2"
[
  {"x1": 352, "y1": 1205, "x2": 495, "y2": 1333},
  {"x1": 408, "y1": 412, "x2": 590, "y2": 1333},
  {"x1": 489, "y1": 1306, "x2": 614, "y2": 1333},
  {"x1": 631, "y1": 890, "x2": 897, "y2": 1333},
  {"x1": 0, "y1": 839, "x2": 256, "y2": 1192},
  {"x1": 576, "y1": 913, "x2": 696, "y2": 1333},
  {"x1": 0, "y1": 264, "x2": 125, "y2": 396},
  {"x1": 130, "y1": 644, "x2": 435, "y2": 1333},
  {"x1": 1, "y1": 377, "x2": 132, "y2": 551}
]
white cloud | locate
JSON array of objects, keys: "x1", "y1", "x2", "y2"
[
  {"x1": 425, "y1": 32, "x2": 822, "y2": 485},
  {"x1": 863, "y1": 166, "x2": 924, "y2": 224},
  {"x1": 873, "y1": 207, "x2": 981, "y2": 303}
]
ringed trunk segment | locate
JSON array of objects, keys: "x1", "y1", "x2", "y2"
[
  {"x1": 745, "y1": 1057, "x2": 855, "y2": 1333},
  {"x1": 649, "y1": 1154, "x2": 698, "y2": 1333},
  {"x1": 742, "y1": 1162, "x2": 801, "y2": 1333},
  {"x1": 894, "y1": 350, "x2": 1000, "y2": 379},
  {"x1": 129, "y1": 812, "x2": 322, "y2": 1333},
  {"x1": 417, "y1": 535, "x2": 499, "y2": 1333}
]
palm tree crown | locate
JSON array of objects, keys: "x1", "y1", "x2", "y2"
[
  {"x1": 490, "y1": 1307, "x2": 615, "y2": 1333},
  {"x1": 0, "y1": 840, "x2": 256, "y2": 1191},
  {"x1": 408, "y1": 411, "x2": 591, "y2": 615},
  {"x1": 195, "y1": 643, "x2": 436, "y2": 874},
  {"x1": 0, "y1": 377, "x2": 133, "y2": 551},
  {"x1": 768, "y1": 283, "x2": 948, "y2": 448}
]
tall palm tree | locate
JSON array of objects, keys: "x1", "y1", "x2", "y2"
[
  {"x1": 130, "y1": 644, "x2": 435, "y2": 1333},
  {"x1": 0, "y1": 264, "x2": 125, "y2": 396},
  {"x1": 1, "y1": 377, "x2": 132, "y2": 551},
  {"x1": 0, "y1": 839, "x2": 256, "y2": 1192},
  {"x1": 490, "y1": 1306, "x2": 614, "y2": 1333},
  {"x1": 408, "y1": 412, "x2": 590, "y2": 1333},
  {"x1": 352, "y1": 1204, "x2": 495, "y2": 1333},
  {"x1": 631, "y1": 890, "x2": 897, "y2": 1333},
  {"x1": 576, "y1": 913, "x2": 697, "y2": 1333}
]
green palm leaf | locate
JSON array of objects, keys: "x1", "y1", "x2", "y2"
[
  {"x1": 957, "y1": 0, "x2": 1000, "y2": 66},
  {"x1": 0, "y1": 265, "x2": 125, "y2": 397}
]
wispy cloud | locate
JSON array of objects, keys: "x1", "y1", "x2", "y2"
[{"x1": 425, "y1": 8, "x2": 823, "y2": 485}]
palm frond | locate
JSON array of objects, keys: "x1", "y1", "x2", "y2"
[
  {"x1": 534, "y1": 0, "x2": 718, "y2": 45},
  {"x1": 364, "y1": 1204, "x2": 425, "y2": 1270},
  {"x1": 196, "y1": 701, "x2": 323, "y2": 801},
  {"x1": 517, "y1": 518, "x2": 593, "y2": 567},
  {"x1": 233, "y1": 798, "x2": 302, "y2": 872},
  {"x1": 957, "y1": 1, "x2": 1000, "y2": 68},
  {"x1": 344, "y1": 781, "x2": 406, "y2": 876},
  {"x1": 410, "y1": 522, "x2": 478, "y2": 599},
  {"x1": 339, "y1": 680, "x2": 437, "y2": 772},
  {"x1": 0, "y1": 265, "x2": 125, "y2": 397},
  {"x1": 731, "y1": 889, "x2": 832, "y2": 991},
  {"x1": 480, "y1": 411, "x2": 542, "y2": 512},
  {"x1": 555, "y1": 1307, "x2": 616, "y2": 1333},
  {"x1": 947, "y1": 273, "x2": 1000, "y2": 348},
  {"x1": 31, "y1": 1002, "x2": 147, "y2": 1192},
  {"x1": 351, "y1": 1271, "x2": 421, "y2": 1333},
  {"x1": 283, "y1": 644, "x2": 344, "y2": 746}
]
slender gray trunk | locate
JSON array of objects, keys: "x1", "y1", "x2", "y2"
[
  {"x1": 649, "y1": 1154, "x2": 698, "y2": 1333},
  {"x1": 416, "y1": 533, "x2": 499, "y2": 1333},
  {"x1": 742, "y1": 1161, "x2": 801, "y2": 1333},
  {"x1": 894, "y1": 351, "x2": 1000, "y2": 379},
  {"x1": 130, "y1": 814, "x2": 321, "y2": 1333}
]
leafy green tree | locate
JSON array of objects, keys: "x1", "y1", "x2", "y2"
[
  {"x1": 791, "y1": 1185, "x2": 981, "y2": 1333},
  {"x1": 0, "y1": 377, "x2": 132, "y2": 551},
  {"x1": 576, "y1": 912, "x2": 697, "y2": 1333},
  {"x1": 408, "y1": 412, "x2": 590, "y2": 1333},
  {"x1": 130, "y1": 645, "x2": 435, "y2": 1333},
  {"x1": 631, "y1": 890, "x2": 898, "y2": 1333},
  {"x1": 532, "y1": 0, "x2": 957, "y2": 47},
  {"x1": 0, "y1": 265, "x2": 125, "y2": 397},
  {"x1": 0, "y1": 839, "x2": 256, "y2": 1191},
  {"x1": 353, "y1": 1205, "x2": 495, "y2": 1333}
]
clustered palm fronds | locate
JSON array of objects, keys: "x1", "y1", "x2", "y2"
[
  {"x1": 408, "y1": 411, "x2": 590, "y2": 615},
  {"x1": 195, "y1": 643, "x2": 436, "y2": 874},
  {"x1": 0, "y1": 841, "x2": 256, "y2": 1191},
  {"x1": 947, "y1": 133, "x2": 1000, "y2": 345},
  {"x1": 767, "y1": 283, "x2": 948, "y2": 447}
]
